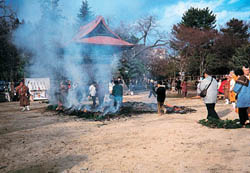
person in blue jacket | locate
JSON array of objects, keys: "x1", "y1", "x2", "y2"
[
  {"x1": 233, "y1": 65, "x2": 250, "y2": 125},
  {"x1": 112, "y1": 80, "x2": 123, "y2": 110}
]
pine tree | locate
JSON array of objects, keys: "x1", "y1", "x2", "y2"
[
  {"x1": 77, "y1": 0, "x2": 93, "y2": 26},
  {"x1": 180, "y1": 7, "x2": 216, "y2": 29}
]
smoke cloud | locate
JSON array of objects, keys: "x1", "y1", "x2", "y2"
[{"x1": 13, "y1": 0, "x2": 122, "y2": 110}]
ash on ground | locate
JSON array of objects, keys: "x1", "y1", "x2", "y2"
[{"x1": 47, "y1": 102, "x2": 196, "y2": 120}]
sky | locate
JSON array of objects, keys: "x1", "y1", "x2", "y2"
[{"x1": 7, "y1": 0, "x2": 250, "y2": 32}]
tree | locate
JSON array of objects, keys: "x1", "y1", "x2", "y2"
[
  {"x1": 114, "y1": 21, "x2": 139, "y2": 44},
  {"x1": 77, "y1": 0, "x2": 93, "y2": 26},
  {"x1": 213, "y1": 18, "x2": 249, "y2": 72},
  {"x1": 171, "y1": 24, "x2": 218, "y2": 76},
  {"x1": 40, "y1": 0, "x2": 62, "y2": 22},
  {"x1": 0, "y1": 0, "x2": 24, "y2": 81},
  {"x1": 115, "y1": 15, "x2": 169, "y2": 81},
  {"x1": 221, "y1": 18, "x2": 249, "y2": 42},
  {"x1": 171, "y1": 7, "x2": 218, "y2": 76},
  {"x1": 230, "y1": 44, "x2": 250, "y2": 70},
  {"x1": 132, "y1": 15, "x2": 169, "y2": 57},
  {"x1": 180, "y1": 7, "x2": 216, "y2": 29}
]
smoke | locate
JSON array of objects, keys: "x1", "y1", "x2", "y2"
[{"x1": 13, "y1": 0, "x2": 122, "y2": 110}]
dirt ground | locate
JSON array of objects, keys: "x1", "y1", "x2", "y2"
[{"x1": 0, "y1": 91, "x2": 250, "y2": 173}]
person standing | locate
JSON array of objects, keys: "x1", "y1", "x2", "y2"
[
  {"x1": 10, "y1": 81, "x2": 15, "y2": 101},
  {"x1": 198, "y1": 70, "x2": 220, "y2": 119},
  {"x1": 223, "y1": 75, "x2": 230, "y2": 104},
  {"x1": 176, "y1": 79, "x2": 181, "y2": 94},
  {"x1": 96, "y1": 83, "x2": 105, "y2": 106},
  {"x1": 233, "y1": 66, "x2": 250, "y2": 125},
  {"x1": 16, "y1": 80, "x2": 30, "y2": 111},
  {"x1": 229, "y1": 71, "x2": 237, "y2": 109},
  {"x1": 112, "y1": 80, "x2": 123, "y2": 110},
  {"x1": 148, "y1": 80, "x2": 156, "y2": 98},
  {"x1": 181, "y1": 79, "x2": 188, "y2": 98},
  {"x1": 89, "y1": 82, "x2": 97, "y2": 107},
  {"x1": 156, "y1": 81, "x2": 166, "y2": 115}
]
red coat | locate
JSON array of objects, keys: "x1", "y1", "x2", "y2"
[
  {"x1": 16, "y1": 84, "x2": 30, "y2": 106},
  {"x1": 181, "y1": 81, "x2": 187, "y2": 92},
  {"x1": 218, "y1": 80, "x2": 227, "y2": 94}
]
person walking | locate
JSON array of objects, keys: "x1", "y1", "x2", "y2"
[
  {"x1": 89, "y1": 82, "x2": 97, "y2": 107},
  {"x1": 112, "y1": 80, "x2": 123, "y2": 110},
  {"x1": 233, "y1": 65, "x2": 250, "y2": 126},
  {"x1": 198, "y1": 70, "x2": 220, "y2": 119},
  {"x1": 148, "y1": 80, "x2": 156, "y2": 98},
  {"x1": 156, "y1": 81, "x2": 166, "y2": 115},
  {"x1": 15, "y1": 80, "x2": 30, "y2": 111}
]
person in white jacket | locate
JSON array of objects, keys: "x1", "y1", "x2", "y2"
[
  {"x1": 198, "y1": 70, "x2": 220, "y2": 119},
  {"x1": 89, "y1": 83, "x2": 96, "y2": 107}
]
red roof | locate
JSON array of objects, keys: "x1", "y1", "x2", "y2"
[{"x1": 73, "y1": 16, "x2": 134, "y2": 47}]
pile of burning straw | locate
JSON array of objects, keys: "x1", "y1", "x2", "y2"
[{"x1": 47, "y1": 101, "x2": 196, "y2": 120}]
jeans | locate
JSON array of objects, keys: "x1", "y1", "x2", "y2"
[
  {"x1": 148, "y1": 90, "x2": 156, "y2": 98},
  {"x1": 114, "y1": 96, "x2": 123, "y2": 110},
  {"x1": 98, "y1": 96, "x2": 104, "y2": 106},
  {"x1": 206, "y1": 103, "x2": 219, "y2": 119}
]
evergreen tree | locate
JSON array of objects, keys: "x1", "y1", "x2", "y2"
[
  {"x1": 221, "y1": 18, "x2": 249, "y2": 44},
  {"x1": 180, "y1": 7, "x2": 216, "y2": 29},
  {"x1": 0, "y1": 0, "x2": 24, "y2": 81},
  {"x1": 231, "y1": 44, "x2": 250, "y2": 70},
  {"x1": 214, "y1": 18, "x2": 249, "y2": 71},
  {"x1": 77, "y1": 0, "x2": 93, "y2": 26}
]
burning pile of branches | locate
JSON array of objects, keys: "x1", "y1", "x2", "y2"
[{"x1": 47, "y1": 101, "x2": 196, "y2": 120}]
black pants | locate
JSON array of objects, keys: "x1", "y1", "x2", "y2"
[
  {"x1": 91, "y1": 96, "x2": 96, "y2": 107},
  {"x1": 206, "y1": 103, "x2": 219, "y2": 119},
  {"x1": 238, "y1": 107, "x2": 249, "y2": 125}
]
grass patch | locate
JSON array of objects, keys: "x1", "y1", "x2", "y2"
[{"x1": 199, "y1": 118, "x2": 250, "y2": 129}]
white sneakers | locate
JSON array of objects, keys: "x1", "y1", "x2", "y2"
[{"x1": 21, "y1": 106, "x2": 30, "y2": 112}]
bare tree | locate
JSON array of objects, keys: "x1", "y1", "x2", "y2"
[
  {"x1": 129, "y1": 15, "x2": 169, "y2": 59},
  {"x1": 114, "y1": 15, "x2": 170, "y2": 80}
]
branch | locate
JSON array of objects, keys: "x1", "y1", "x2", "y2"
[{"x1": 130, "y1": 39, "x2": 168, "y2": 59}]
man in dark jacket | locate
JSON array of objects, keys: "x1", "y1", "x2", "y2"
[{"x1": 156, "y1": 81, "x2": 166, "y2": 115}]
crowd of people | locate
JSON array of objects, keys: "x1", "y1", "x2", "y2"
[
  {"x1": 55, "y1": 78, "x2": 124, "y2": 111},
  {"x1": 198, "y1": 65, "x2": 250, "y2": 126},
  {"x1": 13, "y1": 65, "x2": 249, "y2": 126},
  {"x1": 146, "y1": 65, "x2": 250, "y2": 123}
]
